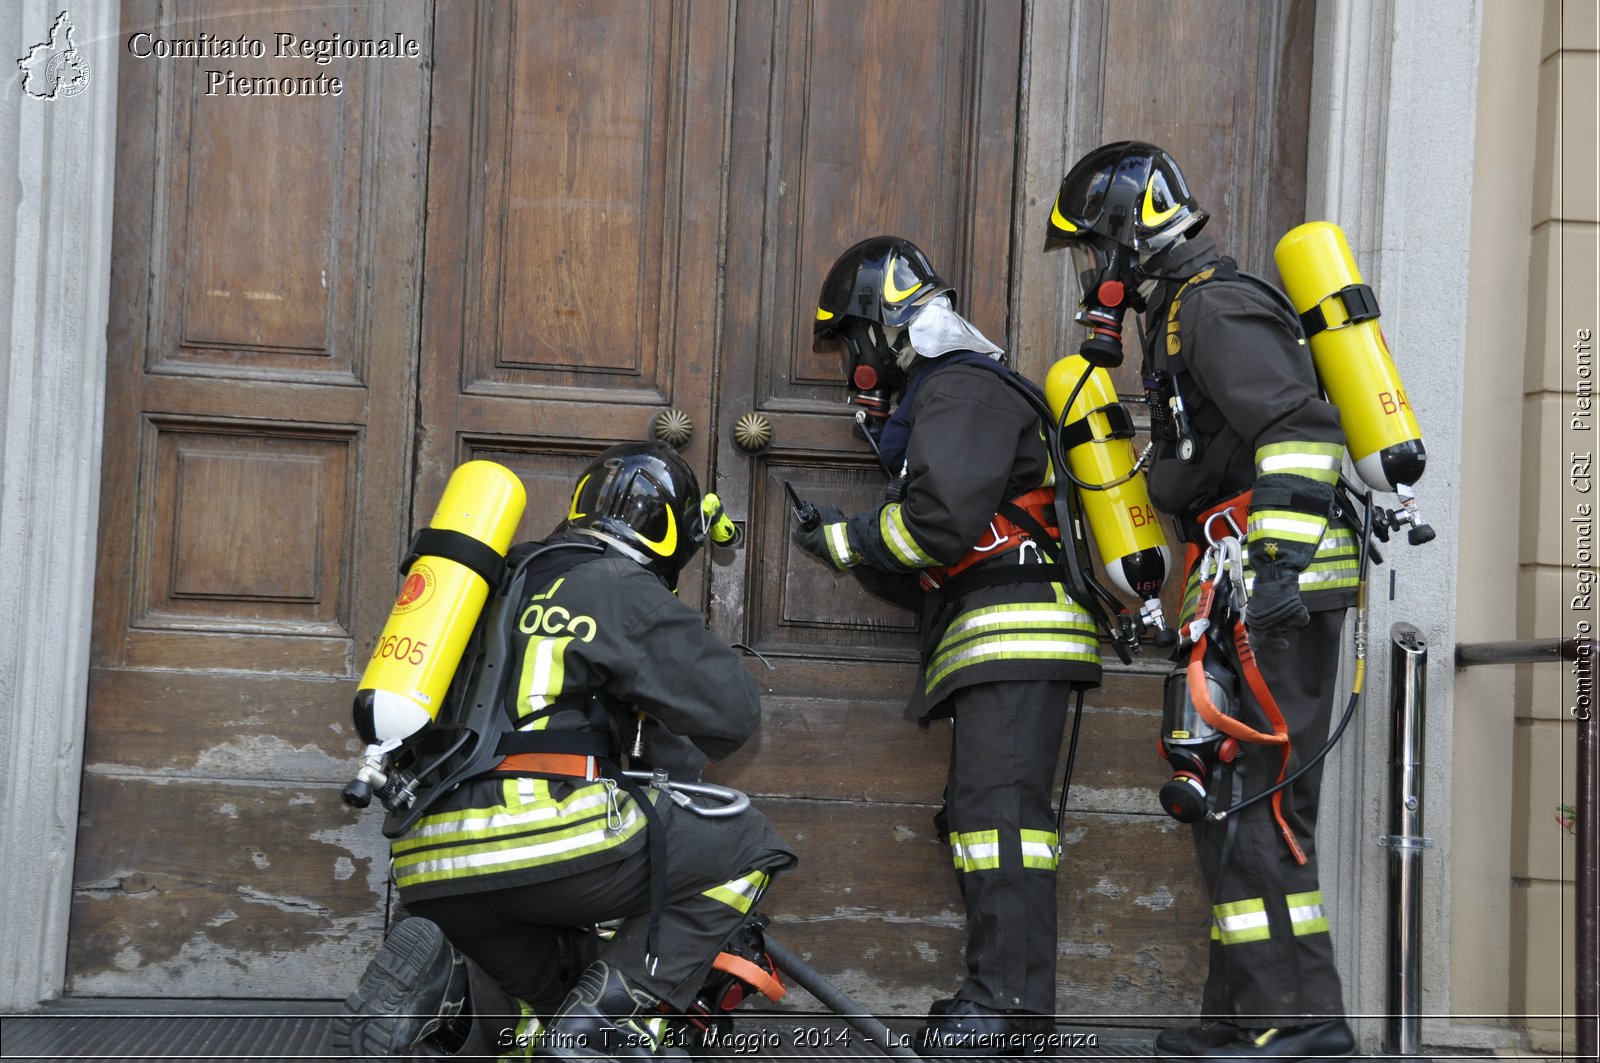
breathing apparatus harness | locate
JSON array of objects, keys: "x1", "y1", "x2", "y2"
[{"x1": 345, "y1": 536, "x2": 747, "y2": 971}]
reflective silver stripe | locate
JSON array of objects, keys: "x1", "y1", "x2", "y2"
[
  {"x1": 934, "y1": 637, "x2": 1100, "y2": 669},
  {"x1": 942, "y1": 606, "x2": 1094, "y2": 640},
  {"x1": 1249, "y1": 513, "x2": 1326, "y2": 540},
  {"x1": 880, "y1": 504, "x2": 936, "y2": 567},
  {"x1": 399, "y1": 805, "x2": 643, "y2": 878},
  {"x1": 401, "y1": 787, "x2": 612, "y2": 843},
  {"x1": 824, "y1": 523, "x2": 855, "y2": 567}
]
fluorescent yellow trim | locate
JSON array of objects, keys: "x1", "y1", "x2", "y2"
[
  {"x1": 815, "y1": 306, "x2": 835, "y2": 321},
  {"x1": 634, "y1": 503, "x2": 677, "y2": 556},
  {"x1": 567, "y1": 474, "x2": 590, "y2": 521},
  {"x1": 881, "y1": 254, "x2": 919, "y2": 303},
  {"x1": 1142, "y1": 182, "x2": 1179, "y2": 227},
  {"x1": 1049, "y1": 202, "x2": 1079, "y2": 233}
]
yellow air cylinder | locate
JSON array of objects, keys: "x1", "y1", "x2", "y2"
[
  {"x1": 1274, "y1": 221, "x2": 1426, "y2": 492},
  {"x1": 1045, "y1": 355, "x2": 1171, "y2": 604},
  {"x1": 353, "y1": 461, "x2": 526, "y2": 745}
]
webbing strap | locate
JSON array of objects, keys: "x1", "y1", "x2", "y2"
[
  {"x1": 711, "y1": 952, "x2": 786, "y2": 1003},
  {"x1": 403, "y1": 527, "x2": 506, "y2": 589},
  {"x1": 1229, "y1": 623, "x2": 1307, "y2": 865}
]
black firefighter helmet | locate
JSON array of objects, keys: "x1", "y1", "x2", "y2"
[
  {"x1": 813, "y1": 236, "x2": 953, "y2": 434},
  {"x1": 566, "y1": 442, "x2": 706, "y2": 587}
]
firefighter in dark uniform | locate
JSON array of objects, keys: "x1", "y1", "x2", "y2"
[
  {"x1": 338, "y1": 443, "x2": 796, "y2": 1061},
  {"x1": 1045, "y1": 142, "x2": 1359, "y2": 1062},
  {"x1": 792, "y1": 237, "x2": 1102, "y2": 1057}
]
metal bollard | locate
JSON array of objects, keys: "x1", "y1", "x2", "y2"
[{"x1": 1385, "y1": 622, "x2": 1429, "y2": 1056}]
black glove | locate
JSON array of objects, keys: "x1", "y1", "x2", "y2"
[
  {"x1": 791, "y1": 503, "x2": 848, "y2": 564},
  {"x1": 1243, "y1": 563, "x2": 1309, "y2": 654}
]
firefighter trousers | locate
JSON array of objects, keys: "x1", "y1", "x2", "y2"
[
  {"x1": 943, "y1": 678, "x2": 1074, "y2": 1015},
  {"x1": 409, "y1": 796, "x2": 794, "y2": 1020},
  {"x1": 1193, "y1": 608, "x2": 1349, "y2": 1024}
]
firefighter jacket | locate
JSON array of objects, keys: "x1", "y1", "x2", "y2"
[
  {"x1": 818, "y1": 357, "x2": 1103, "y2": 717},
  {"x1": 391, "y1": 547, "x2": 762, "y2": 903},
  {"x1": 1139, "y1": 234, "x2": 1360, "y2": 625}
]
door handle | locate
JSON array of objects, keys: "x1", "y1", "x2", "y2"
[
  {"x1": 732, "y1": 411, "x2": 771, "y2": 454},
  {"x1": 651, "y1": 408, "x2": 693, "y2": 448}
]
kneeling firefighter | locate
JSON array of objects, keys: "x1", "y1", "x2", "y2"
[
  {"x1": 337, "y1": 443, "x2": 796, "y2": 1061},
  {"x1": 792, "y1": 236, "x2": 1105, "y2": 1057},
  {"x1": 1046, "y1": 141, "x2": 1361, "y2": 1062}
]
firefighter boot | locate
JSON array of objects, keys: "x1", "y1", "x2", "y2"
[
  {"x1": 336, "y1": 917, "x2": 471, "y2": 1060},
  {"x1": 917, "y1": 997, "x2": 1053, "y2": 1058},
  {"x1": 1164, "y1": 1018, "x2": 1355, "y2": 1062},
  {"x1": 532, "y1": 960, "x2": 689, "y2": 1061}
]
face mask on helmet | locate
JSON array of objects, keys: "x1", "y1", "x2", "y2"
[
  {"x1": 823, "y1": 318, "x2": 907, "y2": 444},
  {"x1": 566, "y1": 444, "x2": 707, "y2": 588},
  {"x1": 1067, "y1": 236, "x2": 1147, "y2": 368},
  {"x1": 1045, "y1": 142, "x2": 1209, "y2": 367},
  {"x1": 814, "y1": 236, "x2": 952, "y2": 442}
]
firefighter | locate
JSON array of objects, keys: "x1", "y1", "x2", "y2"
[
  {"x1": 1045, "y1": 141, "x2": 1359, "y2": 1061},
  {"x1": 792, "y1": 236, "x2": 1102, "y2": 1057},
  {"x1": 337, "y1": 442, "x2": 796, "y2": 1061}
]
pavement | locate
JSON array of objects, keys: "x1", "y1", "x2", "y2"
[{"x1": 1, "y1": 997, "x2": 1165, "y2": 1061}]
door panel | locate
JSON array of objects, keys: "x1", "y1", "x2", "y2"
[
  {"x1": 711, "y1": 0, "x2": 1024, "y2": 696},
  {"x1": 416, "y1": 0, "x2": 731, "y2": 584},
  {"x1": 69, "y1": 0, "x2": 430, "y2": 995}
]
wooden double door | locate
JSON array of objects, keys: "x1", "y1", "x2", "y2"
[{"x1": 75, "y1": 0, "x2": 1311, "y2": 1014}]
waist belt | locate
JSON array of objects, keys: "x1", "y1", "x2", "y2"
[
  {"x1": 494, "y1": 752, "x2": 599, "y2": 780},
  {"x1": 923, "y1": 487, "x2": 1060, "y2": 590}
]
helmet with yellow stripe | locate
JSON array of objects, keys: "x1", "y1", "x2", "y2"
[
  {"x1": 1045, "y1": 141, "x2": 1207, "y2": 256},
  {"x1": 566, "y1": 443, "x2": 706, "y2": 587},
  {"x1": 813, "y1": 236, "x2": 953, "y2": 439}
]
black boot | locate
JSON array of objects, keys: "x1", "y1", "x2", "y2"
[
  {"x1": 533, "y1": 961, "x2": 689, "y2": 1061},
  {"x1": 916, "y1": 997, "x2": 1053, "y2": 1058},
  {"x1": 335, "y1": 917, "x2": 470, "y2": 1060},
  {"x1": 1163, "y1": 1018, "x2": 1355, "y2": 1062}
]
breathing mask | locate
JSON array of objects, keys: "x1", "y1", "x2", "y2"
[{"x1": 1157, "y1": 652, "x2": 1241, "y2": 822}]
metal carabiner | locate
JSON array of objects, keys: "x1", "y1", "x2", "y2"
[
  {"x1": 601, "y1": 777, "x2": 624, "y2": 832},
  {"x1": 1203, "y1": 507, "x2": 1246, "y2": 548},
  {"x1": 625, "y1": 770, "x2": 751, "y2": 818}
]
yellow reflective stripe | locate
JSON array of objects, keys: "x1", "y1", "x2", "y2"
[
  {"x1": 1020, "y1": 828, "x2": 1059, "y2": 870},
  {"x1": 393, "y1": 783, "x2": 615, "y2": 849},
  {"x1": 1248, "y1": 510, "x2": 1328, "y2": 545},
  {"x1": 517, "y1": 634, "x2": 573, "y2": 721},
  {"x1": 815, "y1": 306, "x2": 835, "y2": 322},
  {"x1": 1254, "y1": 441, "x2": 1344, "y2": 484},
  {"x1": 393, "y1": 802, "x2": 646, "y2": 888},
  {"x1": 703, "y1": 869, "x2": 771, "y2": 915},
  {"x1": 951, "y1": 829, "x2": 1000, "y2": 872},
  {"x1": 1049, "y1": 201, "x2": 1079, "y2": 233},
  {"x1": 941, "y1": 602, "x2": 1097, "y2": 642},
  {"x1": 879, "y1": 503, "x2": 938, "y2": 567},
  {"x1": 927, "y1": 636, "x2": 1101, "y2": 691},
  {"x1": 1286, "y1": 890, "x2": 1329, "y2": 936},
  {"x1": 1212, "y1": 897, "x2": 1271, "y2": 945},
  {"x1": 823, "y1": 522, "x2": 859, "y2": 568}
]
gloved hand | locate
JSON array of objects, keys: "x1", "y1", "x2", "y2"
[
  {"x1": 1243, "y1": 564, "x2": 1308, "y2": 654},
  {"x1": 791, "y1": 503, "x2": 848, "y2": 564}
]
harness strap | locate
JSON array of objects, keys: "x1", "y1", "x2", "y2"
[
  {"x1": 711, "y1": 952, "x2": 787, "y2": 1003},
  {"x1": 403, "y1": 527, "x2": 506, "y2": 589},
  {"x1": 922, "y1": 487, "x2": 1060, "y2": 589}
]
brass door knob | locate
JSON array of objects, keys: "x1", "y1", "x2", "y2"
[
  {"x1": 651, "y1": 408, "x2": 693, "y2": 448},
  {"x1": 732, "y1": 412, "x2": 772, "y2": 453}
]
